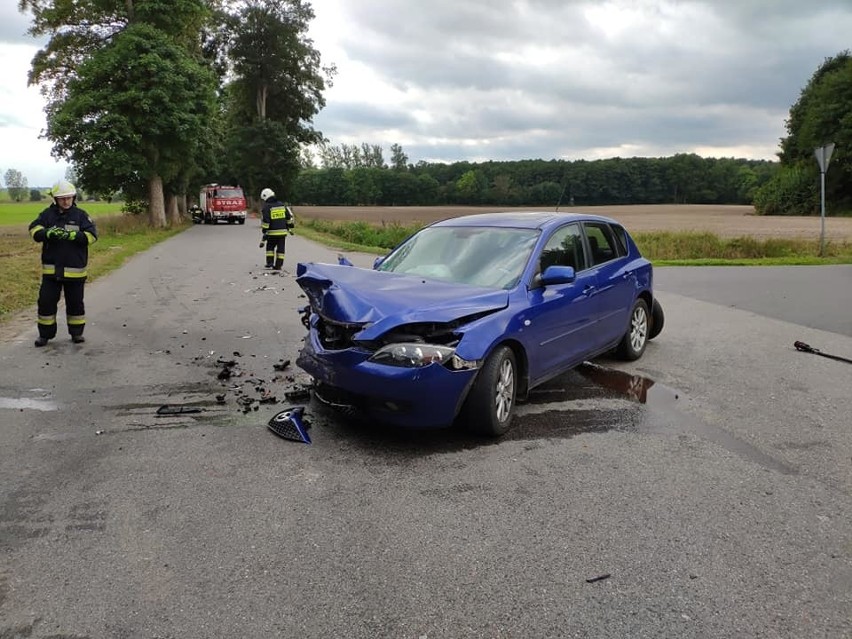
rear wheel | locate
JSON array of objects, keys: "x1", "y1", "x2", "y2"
[
  {"x1": 649, "y1": 298, "x2": 664, "y2": 340},
  {"x1": 617, "y1": 299, "x2": 649, "y2": 361},
  {"x1": 462, "y1": 345, "x2": 517, "y2": 437}
]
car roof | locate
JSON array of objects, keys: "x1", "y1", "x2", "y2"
[{"x1": 429, "y1": 211, "x2": 619, "y2": 230}]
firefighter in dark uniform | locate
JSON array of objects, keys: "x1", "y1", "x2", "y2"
[
  {"x1": 28, "y1": 180, "x2": 98, "y2": 347},
  {"x1": 259, "y1": 188, "x2": 294, "y2": 270}
]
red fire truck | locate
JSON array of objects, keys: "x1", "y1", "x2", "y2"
[{"x1": 198, "y1": 184, "x2": 247, "y2": 224}]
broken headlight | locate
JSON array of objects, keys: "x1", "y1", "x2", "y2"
[{"x1": 368, "y1": 343, "x2": 477, "y2": 370}]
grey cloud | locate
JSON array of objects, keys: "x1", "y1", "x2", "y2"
[{"x1": 312, "y1": 1, "x2": 852, "y2": 162}]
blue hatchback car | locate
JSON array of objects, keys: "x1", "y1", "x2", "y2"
[{"x1": 296, "y1": 212, "x2": 663, "y2": 436}]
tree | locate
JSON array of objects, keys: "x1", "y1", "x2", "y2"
[
  {"x1": 390, "y1": 143, "x2": 408, "y2": 171},
  {"x1": 224, "y1": 0, "x2": 335, "y2": 199},
  {"x1": 760, "y1": 50, "x2": 852, "y2": 214},
  {"x1": 4, "y1": 169, "x2": 28, "y2": 202},
  {"x1": 46, "y1": 23, "x2": 217, "y2": 226},
  {"x1": 22, "y1": 0, "x2": 217, "y2": 224}
]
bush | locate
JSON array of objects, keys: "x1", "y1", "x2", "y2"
[{"x1": 753, "y1": 165, "x2": 818, "y2": 215}]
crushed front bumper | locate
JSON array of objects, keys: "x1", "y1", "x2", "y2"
[{"x1": 296, "y1": 330, "x2": 477, "y2": 429}]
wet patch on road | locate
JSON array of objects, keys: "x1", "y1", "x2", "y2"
[
  {"x1": 0, "y1": 387, "x2": 60, "y2": 412},
  {"x1": 302, "y1": 361, "x2": 798, "y2": 474}
]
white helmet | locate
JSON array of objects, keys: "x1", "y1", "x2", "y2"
[
  {"x1": 260, "y1": 188, "x2": 275, "y2": 201},
  {"x1": 51, "y1": 180, "x2": 77, "y2": 198}
]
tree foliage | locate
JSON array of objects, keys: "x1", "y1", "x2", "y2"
[
  {"x1": 757, "y1": 50, "x2": 852, "y2": 215},
  {"x1": 46, "y1": 22, "x2": 217, "y2": 224},
  {"x1": 221, "y1": 0, "x2": 335, "y2": 202},
  {"x1": 292, "y1": 151, "x2": 777, "y2": 208}
]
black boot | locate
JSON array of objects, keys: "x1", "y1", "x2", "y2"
[
  {"x1": 72, "y1": 335, "x2": 85, "y2": 344},
  {"x1": 34, "y1": 337, "x2": 49, "y2": 347}
]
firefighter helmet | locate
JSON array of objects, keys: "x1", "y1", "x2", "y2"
[
  {"x1": 260, "y1": 188, "x2": 275, "y2": 201},
  {"x1": 51, "y1": 180, "x2": 77, "y2": 198}
]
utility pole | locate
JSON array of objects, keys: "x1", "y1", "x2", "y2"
[{"x1": 814, "y1": 142, "x2": 835, "y2": 257}]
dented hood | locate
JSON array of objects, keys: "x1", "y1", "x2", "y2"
[{"x1": 296, "y1": 262, "x2": 509, "y2": 338}]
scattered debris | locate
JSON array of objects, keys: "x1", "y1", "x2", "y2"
[
  {"x1": 284, "y1": 384, "x2": 312, "y2": 401},
  {"x1": 585, "y1": 574, "x2": 611, "y2": 584},
  {"x1": 794, "y1": 340, "x2": 852, "y2": 364},
  {"x1": 215, "y1": 394, "x2": 227, "y2": 404},
  {"x1": 273, "y1": 359, "x2": 291, "y2": 371}
]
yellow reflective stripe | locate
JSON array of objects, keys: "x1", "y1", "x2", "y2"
[
  {"x1": 42, "y1": 264, "x2": 56, "y2": 274},
  {"x1": 38, "y1": 315, "x2": 57, "y2": 325},
  {"x1": 261, "y1": 222, "x2": 270, "y2": 230},
  {"x1": 67, "y1": 316, "x2": 86, "y2": 326},
  {"x1": 84, "y1": 231, "x2": 97, "y2": 244},
  {"x1": 64, "y1": 271, "x2": 88, "y2": 279},
  {"x1": 31, "y1": 225, "x2": 45, "y2": 238},
  {"x1": 267, "y1": 230, "x2": 289, "y2": 236}
]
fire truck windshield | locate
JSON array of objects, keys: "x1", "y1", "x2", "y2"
[{"x1": 214, "y1": 188, "x2": 243, "y2": 198}]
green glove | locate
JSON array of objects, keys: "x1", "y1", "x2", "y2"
[
  {"x1": 66, "y1": 230, "x2": 77, "y2": 241},
  {"x1": 46, "y1": 227, "x2": 67, "y2": 240}
]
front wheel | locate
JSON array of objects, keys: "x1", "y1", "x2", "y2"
[
  {"x1": 461, "y1": 345, "x2": 517, "y2": 437},
  {"x1": 616, "y1": 299, "x2": 649, "y2": 361}
]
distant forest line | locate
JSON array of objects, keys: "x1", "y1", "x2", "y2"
[{"x1": 291, "y1": 153, "x2": 782, "y2": 210}]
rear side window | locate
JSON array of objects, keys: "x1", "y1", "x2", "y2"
[
  {"x1": 611, "y1": 225, "x2": 629, "y2": 257},
  {"x1": 583, "y1": 222, "x2": 621, "y2": 266}
]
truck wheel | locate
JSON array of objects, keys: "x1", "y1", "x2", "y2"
[{"x1": 238, "y1": 219, "x2": 245, "y2": 225}]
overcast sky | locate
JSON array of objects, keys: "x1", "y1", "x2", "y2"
[{"x1": 2, "y1": 0, "x2": 852, "y2": 187}]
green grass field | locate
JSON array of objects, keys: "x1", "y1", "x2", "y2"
[{"x1": 0, "y1": 201, "x2": 125, "y2": 227}]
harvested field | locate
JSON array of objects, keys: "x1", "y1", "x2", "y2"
[{"x1": 294, "y1": 204, "x2": 852, "y2": 242}]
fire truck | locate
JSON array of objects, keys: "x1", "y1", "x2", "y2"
[{"x1": 198, "y1": 184, "x2": 247, "y2": 224}]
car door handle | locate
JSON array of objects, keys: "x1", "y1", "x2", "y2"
[
  {"x1": 583, "y1": 285, "x2": 596, "y2": 296},
  {"x1": 622, "y1": 270, "x2": 634, "y2": 279}
]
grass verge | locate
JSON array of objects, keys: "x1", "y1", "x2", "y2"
[{"x1": 0, "y1": 215, "x2": 188, "y2": 322}]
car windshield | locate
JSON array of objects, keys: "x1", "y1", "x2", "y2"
[
  {"x1": 376, "y1": 226, "x2": 540, "y2": 289},
  {"x1": 215, "y1": 189, "x2": 243, "y2": 198}
]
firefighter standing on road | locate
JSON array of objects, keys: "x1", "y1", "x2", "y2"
[
  {"x1": 28, "y1": 180, "x2": 98, "y2": 347},
  {"x1": 259, "y1": 188, "x2": 294, "y2": 270}
]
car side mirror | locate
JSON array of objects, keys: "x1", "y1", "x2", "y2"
[
  {"x1": 540, "y1": 265, "x2": 576, "y2": 285},
  {"x1": 373, "y1": 255, "x2": 386, "y2": 270}
]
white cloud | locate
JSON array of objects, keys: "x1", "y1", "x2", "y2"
[{"x1": 3, "y1": 0, "x2": 852, "y2": 187}]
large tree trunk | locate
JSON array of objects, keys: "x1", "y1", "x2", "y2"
[
  {"x1": 256, "y1": 84, "x2": 268, "y2": 119},
  {"x1": 166, "y1": 193, "x2": 180, "y2": 225},
  {"x1": 148, "y1": 175, "x2": 166, "y2": 227}
]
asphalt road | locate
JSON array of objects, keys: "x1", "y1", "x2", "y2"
[{"x1": 0, "y1": 222, "x2": 850, "y2": 638}]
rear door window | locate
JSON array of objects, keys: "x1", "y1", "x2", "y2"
[{"x1": 583, "y1": 222, "x2": 621, "y2": 266}]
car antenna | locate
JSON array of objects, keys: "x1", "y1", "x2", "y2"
[{"x1": 555, "y1": 185, "x2": 567, "y2": 212}]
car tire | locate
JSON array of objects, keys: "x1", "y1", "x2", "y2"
[
  {"x1": 649, "y1": 298, "x2": 664, "y2": 340},
  {"x1": 462, "y1": 345, "x2": 517, "y2": 437},
  {"x1": 617, "y1": 299, "x2": 649, "y2": 361}
]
